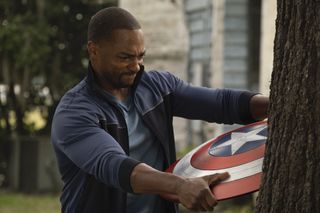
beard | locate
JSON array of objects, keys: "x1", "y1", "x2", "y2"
[
  {"x1": 98, "y1": 70, "x2": 137, "y2": 89},
  {"x1": 116, "y1": 72, "x2": 137, "y2": 88}
]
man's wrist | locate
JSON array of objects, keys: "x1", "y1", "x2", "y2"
[
  {"x1": 171, "y1": 175, "x2": 187, "y2": 195},
  {"x1": 130, "y1": 163, "x2": 186, "y2": 194}
]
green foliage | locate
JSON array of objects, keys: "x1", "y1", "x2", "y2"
[
  {"x1": 0, "y1": 0, "x2": 117, "y2": 134},
  {"x1": 0, "y1": 13, "x2": 54, "y2": 75},
  {"x1": 0, "y1": 0, "x2": 118, "y2": 191}
]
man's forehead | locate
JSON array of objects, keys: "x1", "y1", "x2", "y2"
[
  {"x1": 108, "y1": 29, "x2": 144, "y2": 43},
  {"x1": 101, "y1": 29, "x2": 145, "y2": 52},
  {"x1": 118, "y1": 49, "x2": 146, "y2": 56}
]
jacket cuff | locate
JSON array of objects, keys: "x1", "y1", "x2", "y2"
[
  {"x1": 238, "y1": 91, "x2": 259, "y2": 124},
  {"x1": 118, "y1": 158, "x2": 141, "y2": 193}
]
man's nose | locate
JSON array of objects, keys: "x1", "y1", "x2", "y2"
[{"x1": 128, "y1": 58, "x2": 142, "y2": 72}]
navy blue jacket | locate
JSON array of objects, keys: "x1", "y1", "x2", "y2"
[{"x1": 51, "y1": 64, "x2": 257, "y2": 213}]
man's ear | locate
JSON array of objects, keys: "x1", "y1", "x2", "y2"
[{"x1": 87, "y1": 41, "x2": 98, "y2": 59}]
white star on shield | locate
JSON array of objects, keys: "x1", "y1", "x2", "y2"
[{"x1": 214, "y1": 126, "x2": 267, "y2": 155}]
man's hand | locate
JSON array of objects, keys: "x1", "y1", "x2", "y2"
[
  {"x1": 250, "y1": 94, "x2": 269, "y2": 121},
  {"x1": 176, "y1": 172, "x2": 230, "y2": 212},
  {"x1": 130, "y1": 164, "x2": 229, "y2": 211}
]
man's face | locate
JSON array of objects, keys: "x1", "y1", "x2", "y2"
[{"x1": 88, "y1": 29, "x2": 145, "y2": 89}]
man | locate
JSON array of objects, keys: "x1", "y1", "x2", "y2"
[{"x1": 51, "y1": 7, "x2": 268, "y2": 213}]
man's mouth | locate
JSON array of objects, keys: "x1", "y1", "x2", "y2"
[{"x1": 123, "y1": 72, "x2": 137, "y2": 76}]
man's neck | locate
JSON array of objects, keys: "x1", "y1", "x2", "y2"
[
  {"x1": 95, "y1": 79, "x2": 129, "y2": 101},
  {"x1": 104, "y1": 87, "x2": 129, "y2": 101}
]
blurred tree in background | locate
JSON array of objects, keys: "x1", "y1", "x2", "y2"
[{"x1": 0, "y1": 0, "x2": 117, "y2": 188}]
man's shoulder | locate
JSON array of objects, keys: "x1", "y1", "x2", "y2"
[
  {"x1": 143, "y1": 69, "x2": 174, "y2": 80},
  {"x1": 141, "y1": 70, "x2": 181, "y2": 90},
  {"x1": 56, "y1": 78, "x2": 98, "y2": 112}
]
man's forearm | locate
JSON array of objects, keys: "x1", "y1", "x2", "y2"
[
  {"x1": 130, "y1": 163, "x2": 230, "y2": 211},
  {"x1": 130, "y1": 163, "x2": 185, "y2": 194}
]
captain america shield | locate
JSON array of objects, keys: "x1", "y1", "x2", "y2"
[{"x1": 162, "y1": 121, "x2": 268, "y2": 202}]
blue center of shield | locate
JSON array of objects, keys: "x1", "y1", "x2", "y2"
[{"x1": 209, "y1": 125, "x2": 268, "y2": 157}]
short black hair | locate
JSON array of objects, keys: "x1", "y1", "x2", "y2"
[{"x1": 88, "y1": 7, "x2": 141, "y2": 43}]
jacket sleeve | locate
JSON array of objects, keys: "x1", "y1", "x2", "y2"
[
  {"x1": 51, "y1": 95, "x2": 140, "y2": 192},
  {"x1": 157, "y1": 72, "x2": 257, "y2": 124}
]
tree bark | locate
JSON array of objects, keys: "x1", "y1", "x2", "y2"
[{"x1": 255, "y1": 0, "x2": 320, "y2": 212}]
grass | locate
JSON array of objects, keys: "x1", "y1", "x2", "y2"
[
  {"x1": 0, "y1": 191, "x2": 60, "y2": 213},
  {"x1": 180, "y1": 200, "x2": 254, "y2": 213},
  {"x1": 0, "y1": 191, "x2": 254, "y2": 213}
]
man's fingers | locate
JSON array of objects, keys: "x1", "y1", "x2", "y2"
[
  {"x1": 207, "y1": 172, "x2": 230, "y2": 187},
  {"x1": 204, "y1": 189, "x2": 217, "y2": 211},
  {"x1": 180, "y1": 174, "x2": 229, "y2": 211}
]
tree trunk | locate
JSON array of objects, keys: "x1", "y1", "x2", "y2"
[
  {"x1": 1, "y1": 56, "x2": 12, "y2": 134},
  {"x1": 43, "y1": 54, "x2": 61, "y2": 133},
  {"x1": 255, "y1": 0, "x2": 320, "y2": 212}
]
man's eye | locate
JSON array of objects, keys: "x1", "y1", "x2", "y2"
[
  {"x1": 138, "y1": 55, "x2": 145, "y2": 60},
  {"x1": 119, "y1": 56, "x2": 130, "y2": 60}
]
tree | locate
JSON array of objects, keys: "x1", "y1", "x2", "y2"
[
  {"x1": 0, "y1": 0, "x2": 116, "y2": 188},
  {"x1": 0, "y1": 0, "x2": 53, "y2": 133},
  {"x1": 0, "y1": 0, "x2": 116, "y2": 135},
  {"x1": 255, "y1": 0, "x2": 320, "y2": 212}
]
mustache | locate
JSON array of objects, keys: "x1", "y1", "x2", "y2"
[
  {"x1": 122, "y1": 64, "x2": 144, "y2": 76},
  {"x1": 121, "y1": 71, "x2": 137, "y2": 76}
]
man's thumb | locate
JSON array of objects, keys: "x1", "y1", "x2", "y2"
[{"x1": 208, "y1": 172, "x2": 230, "y2": 187}]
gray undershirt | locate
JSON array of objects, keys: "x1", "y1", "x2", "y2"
[{"x1": 101, "y1": 90, "x2": 166, "y2": 213}]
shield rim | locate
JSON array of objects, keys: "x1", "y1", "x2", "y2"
[{"x1": 161, "y1": 121, "x2": 267, "y2": 202}]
